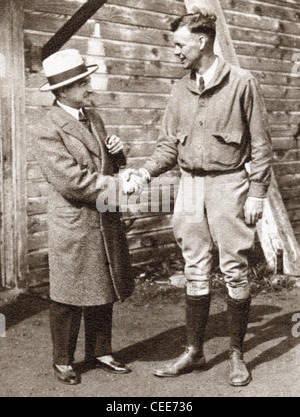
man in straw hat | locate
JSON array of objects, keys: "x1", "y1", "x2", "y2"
[
  {"x1": 126, "y1": 8, "x2": 272, "y2": 386},
  {"x1": 35, "y1": 49, "x2": 141, "y2": 385}
]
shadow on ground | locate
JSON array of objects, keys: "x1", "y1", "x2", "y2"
[
  {"x1": 112, "y1": 304, "x2": 298, "y2": 373},
  {"x1": 1, "y1": 290, "x2": 299, "y2": 380},
  {"x1": 0, "y1": 293, "x2": 49, "y2": 330}
]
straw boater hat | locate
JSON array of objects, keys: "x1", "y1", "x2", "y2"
[{"x1": 40, "y1": 49, "x2": 98, "y2": 92}]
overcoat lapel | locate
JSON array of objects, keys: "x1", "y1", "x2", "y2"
[
  {"x1": 88, "y1": 111, "x2": 109, "y2": 175},
  {"x1": 49, "y1": 105, "x2": 102, "y2": 158}
]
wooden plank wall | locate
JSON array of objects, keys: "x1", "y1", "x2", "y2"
[
  {"x1": 0, "y1": 0, "x2": 28, "y2": 288},
  {"x1": 220, "y1": 0, "x2": 300, "y2": 243},
  {"x1": 24, "y1": 0, "x2": 186, "y2": 284}
]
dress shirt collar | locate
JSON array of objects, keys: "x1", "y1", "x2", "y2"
[
  {"x1": 196, "y1": 57, "x2": 219, "y2": 88},
  {"x1": 57, "y1": 100, "x2": 83, "y2": 121}
]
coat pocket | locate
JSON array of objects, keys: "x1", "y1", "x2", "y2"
[
  {"x1": 55, "y1": 206, "x2": 84, "y2": 224},
  {"x1": 212, "y1": 130, "x2": 243, "y2": 145},
  {"x1": 209, "y1": 131, "x2": 243, "y2": 166}
]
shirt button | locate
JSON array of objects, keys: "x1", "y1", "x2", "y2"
[{"x1": 199, "y1": 121, "x2": 203, "y2": 126}]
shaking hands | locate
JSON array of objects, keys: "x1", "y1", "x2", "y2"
[
  {"x1": 105, "y1": 135, "x2": 150, "y2": 195},
  {"x1": 121, "y1": 168, "x2": 151, "y2": 195}
]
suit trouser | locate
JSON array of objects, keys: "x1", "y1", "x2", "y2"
[
  {"x1": 50, "y1": 300, "x2": 113, "y2": 365},
  {"x1": 173, "y1": 168, "x2": 255, "y2": 300}
]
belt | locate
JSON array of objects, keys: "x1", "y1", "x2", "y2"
[{"x1": 181, "y1": 165, "x2": 245, "y2": 177}]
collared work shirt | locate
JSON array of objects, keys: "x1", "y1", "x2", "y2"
[
  {"x1": 196, "y1": 57, "x2": 218, "y2": 88},
  {"x1": 144, "y1": 59, "x2": 272, "y2": 198}
]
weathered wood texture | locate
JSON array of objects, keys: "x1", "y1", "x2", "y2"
[
  {"x1": 24, "y1": 0, "x2": 186, "y2": 281},
  {"x1": 41, "y1": 0, "x2": 110, "y2": 60},
  {"x1": 220, "y1": 0, "x2": 300, "y2": 248},
  {"x1": 0, "y1": 0, "x2": 28, "y2": 288}
]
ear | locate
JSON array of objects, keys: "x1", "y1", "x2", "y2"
[
  {"x1": 58, "y1": 87, "x2": 68, "y2": 98},
  {"x1": 198, "y1": 35, "x2": 206, "y2": 51}
]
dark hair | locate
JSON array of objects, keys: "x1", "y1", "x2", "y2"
[
  {"x1": 52, "y1": 86, "x2": 65, "y2": 98},
  {"x1": 52, "y1": 77, "x2": 88, "y2": 97},
  {"x1": 171, "y1": 12, "x2": 217, "y2": 41}
]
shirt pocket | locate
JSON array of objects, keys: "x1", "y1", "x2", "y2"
[{"x1": 209, "y1": 130, "x2": 243, "y2": 166}]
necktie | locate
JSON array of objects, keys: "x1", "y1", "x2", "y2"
[
  {"x1": 79, "y1": 108, "x2": 91, "y2": 131},
  {"x1": 198, "y1": 76, "x2": 205, "y2": 93}
]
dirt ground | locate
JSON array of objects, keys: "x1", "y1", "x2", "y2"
[{"x1": 0, "y1": 283, "x2": 299, "y2": 398}]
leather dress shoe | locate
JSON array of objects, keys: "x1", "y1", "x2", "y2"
[
  {"x1": 154, "y1": 346, "x2": 205, "y2": 378},
  {"x1": 87, "y1": 357, "x2": 131, "y2": 374},
  {"x1": 53, "y1": 364, "x2": 79, "y2": 385},
  {"x1": 228, "y1": 349, "x2": 251, "y2": 386}
]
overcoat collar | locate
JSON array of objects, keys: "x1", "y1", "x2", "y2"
[
  {"x1": 48, "y1": 103, "x2": 103, "y2": 157},
  {"x1": 183, "y1": 58, "x2": 231, "y2": 95}
]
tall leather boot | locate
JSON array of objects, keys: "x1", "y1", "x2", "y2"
[
  {"x1": 227, "y1": 295, "x2": 251, "y2": 386},
  {"x1": 154, "y1": 294, "x2": 210, "y2": 377}
]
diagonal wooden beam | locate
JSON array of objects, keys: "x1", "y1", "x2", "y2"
[
  {"x1": 41, "y1": 0, "x2": 109, "y2": 60},
  {"x1": 184, "y1": 0, "x2": 300, "y2": 275}
]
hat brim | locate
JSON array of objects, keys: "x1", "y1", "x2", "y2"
[{"x1": 39, "y1": 65, "x2": 99, "y2": 92}]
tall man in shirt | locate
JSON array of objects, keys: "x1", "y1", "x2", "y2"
[
  {"x1": 35, "y1": 49, "x2": 141, "y2": 385},
  {"x1": 127, "y1": 10, "x2": 272, "y2": 386}
]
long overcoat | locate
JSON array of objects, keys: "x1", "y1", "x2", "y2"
[{"x1": 34, "y1": 105, "x2": 134, "y2": 306}]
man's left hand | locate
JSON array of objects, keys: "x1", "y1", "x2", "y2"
[
  {"x1": 244, "y1": 197, "x2": 265, "y2": 225},
  {"x1": 106, "y1": 135, "x2": 124, "y2": 154}
]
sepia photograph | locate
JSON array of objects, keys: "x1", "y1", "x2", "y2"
[{"x1": 0, "y1": 0, "x2": 299, "y2": 401}]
